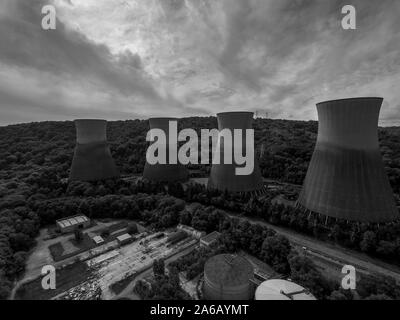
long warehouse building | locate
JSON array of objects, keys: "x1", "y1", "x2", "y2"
[{"x1": 298, "y1": 97, "x2": 398, "y2": 222}]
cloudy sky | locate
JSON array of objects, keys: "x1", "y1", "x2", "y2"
[{"x1": 1, "y1": 0, "x2": 400, "y2": 126}]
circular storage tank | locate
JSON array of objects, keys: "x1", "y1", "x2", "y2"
[
  {"x1": 203, "y1": 254, "x2": 254, "y2": 300},
  {"x1": 255, "y1": 279, "x2": 316, "y2": 300}
]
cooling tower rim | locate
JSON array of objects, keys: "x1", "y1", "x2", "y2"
[
  {"x1": 216, "y1": 111, "x2": 254, "y2": 117},
  {"x1": 316, "y1": 97, "x2": 383, "y2": 106},
  {"x1": 74, "y1": 119, "x2": 107, "y2": 123},
  {"x1": 148, "y1": 117, "x2": 178, "y2": 121}
]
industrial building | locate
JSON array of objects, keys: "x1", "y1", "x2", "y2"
[
  {"x1": 56, "y1": 215, "x2": 91, "y2": 233},
  {"x1": 92, "y1": 235, "x2": 104, "y2": 245},
  {"x1": 255, "y1": 279, "x2": 316, "y2": 300},
  {"x1": 203, "y1": 254, "x2": 254, "y2": 300},
  {"x1": 177, "y1": 224, "x2": 206, "y2": 239},
  {"x1": 143, "y1": 118, "x2": 189, "y2": 183},
  {"x1": 69, "y1": 119, "x2": 119, "y2": 182},
  {"x1": 200, "y1": 231, "x2": 221, "y2": 247},
  {"x1": 208, "y1": 112, "x2": 264, "y2": 194},
  {"x1": 298, "y1": 98, "x2": 399, "y2": 222},
  {"x1": 116, "y1": 233, "x2": 133, "y2": 246}
]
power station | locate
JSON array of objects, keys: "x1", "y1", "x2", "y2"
[
  {"x1": 143, "y1": 118, "x2": 189, "y2": 183},
  {"x1": 208, "y1": 112, "x2": 264, "y2": 193},
  {"x1": 298, "y1": 98, "x2": 398, "y2": 222},
  {"x1": 69, "y1": 119, "x2": 119, "y2": 182},
  {"x1": 203, "y1": 254, "x2": 254, "y2": 300}
]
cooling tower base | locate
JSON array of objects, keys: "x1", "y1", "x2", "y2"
[
  {"x1": 298, "y1": 144, "x2": 398, "y2": 222},
  {"x1": 296, "y1": 203, "x2": 400, "y2": 227},
  {"x1": 69, "y1": 142, "x2": 119, "y2": 182}
]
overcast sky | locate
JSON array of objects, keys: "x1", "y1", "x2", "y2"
[{"x1": 1, "y1": 0, "x2": 400, "y2": 126}]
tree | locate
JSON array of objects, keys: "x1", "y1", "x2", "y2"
[
  {"x1": 288, "y1": 253, "x2": 333, "y2": 299},
  {"x1": 74, "y1": 229, "x2": 83, "y2": 242},
  {"x1": 153, "y1": 259, "x2": 165, "y2": 277},
  {"x1": 360, "y1": 231, "x2": 377, "y2": 253},
  {"x1": 260, "y1": 235, "x2": 291, "y2": 273},
  {"x1": 127, "y1": 223, "x2": 138, "y2": 235}
]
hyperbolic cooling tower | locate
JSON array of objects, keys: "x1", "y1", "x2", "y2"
[
  {"x1": 208, "y1": 112, "x2": 264, "y2": 193},
  {"x1": 298, "y1": 98, "x2": 398, "y2": 222},
  {"x1": 69, "y1": 119, "x2": 119, "y2": 182},
  {"x1": 143, "y1": 118, "x2": 189, "y2": 183}
]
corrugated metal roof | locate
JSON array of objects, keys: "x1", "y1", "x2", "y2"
[
  {"x1": 117, "y1": 234, "x2": 132, "y2": 242},
  {"x1": 57, "y1": 215, "x2": 90, "y2": 229},
  {"x1": 201, "y1": 231, "x2": 220, "y2": 244}
]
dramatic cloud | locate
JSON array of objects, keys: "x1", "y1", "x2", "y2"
[{"x1": 0, "y1": 0, "x2": 399, "y2": 125}]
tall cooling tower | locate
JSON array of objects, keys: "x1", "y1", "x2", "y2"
[
  {"x1": 208, "y1": 112, "x2": 264, "y2": 193},
  {"x1": 298, "y1": 98, "x2": 398, "y2": 222},
  {"x1": 69, "y1": 119, "x2": 119, "y2": 182},
  {"x1": 143, "y1": 118, "x2": 189, "y2": 183}
]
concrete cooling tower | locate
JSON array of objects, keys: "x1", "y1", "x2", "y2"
[
  {"x1": 69, "y1": 119, "x2": 119, "y2": 182},
  {"x1": 143, "y1": 118, "x2": 189, "y2": 183},
  {"x1": 298, "y1": 98, "x2": 398, "y2": 222},
  {"x1": 208, "y1": 112, "x2": 264, "y2": 193}
]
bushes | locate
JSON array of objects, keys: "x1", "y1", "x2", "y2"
[
  {"x1": 260, "y1": 235, "x2": 291, "y2": 274},
  {"x1": 288, "y1": 253, "x2": 334, "y2": 300}
]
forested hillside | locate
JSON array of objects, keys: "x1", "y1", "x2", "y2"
[{"x1": 1, "y1": 118, "x2": 399, "y2": 197}]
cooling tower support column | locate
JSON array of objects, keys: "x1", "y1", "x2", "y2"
[
  {"x1": 69, "y1": 119, "x2": 119, "y2": 182},
  {"x1": 143, "y1": 118, "x2": 189, "y2": 183},
  {"x1": 208, "y1": 112, "x2": 263, "y2": 193},
  {"x1": 298, "y1": 98, "x2": 398, "y2": 222}
]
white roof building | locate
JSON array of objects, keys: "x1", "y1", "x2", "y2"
[
  {"x1": 92, "y1": 235, "x2": 104, "y2": 245},
  {"x1": 255, "y1": 279, "x2": 317, "y2": 300},
  {"x1": 117, "y1": 233, "x2": 133, "y2": 243},
  {"x1": 56, "y1": 215, "x2": 90, "y2": 232}
]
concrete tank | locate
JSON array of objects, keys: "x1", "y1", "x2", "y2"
[
  {"x1": 255, "y1": 279, "x2": 316, "y2": 300},
  {"x1": 208, "y1": 112, "x2": 264, "y2": 193},
  {"x1": 298, "y1": 98, "x2": 398, "y2": 222},
  {"x1": 69, "y1": 119, "x2": 119, "y2": 182},
  {"x1": 203, "y1": 254, "x2": 254, "y2": 300},
  {"x1": 143, "y1": 118, "x2": 189, "y2": 183}
]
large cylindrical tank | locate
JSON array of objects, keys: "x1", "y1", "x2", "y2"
[
  {"x1": 208, "y1": 112, "x2": 263, "y2": 193},
  {"x1": 143, "y1": 118, "x2": 189, "y2": 183},
  {"x1": 255, "y1": 279, "x2": 316, "y2": 300},
  {"x1": 203, "y1": 254, "x2": 254, "y2": 300},
  {"x1": 69, "y1": 119, "x2": 119, "y2": 182},
  {"x1": 298, "y1": 97, "x2": 398, "y2": 222}
]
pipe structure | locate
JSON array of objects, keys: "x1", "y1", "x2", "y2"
[
  {"x1": 69, "y1": 119, "x2": 119, "y2": 181},
  {"x1": 208, "y1": 112, "x2": 264, "y2": 193},
  {"x1": 298, "y1": 98, "x2": 398, "y2": 222},
  {"x1": 143, "y1": 118, "x2": 189, "y2": 183}
]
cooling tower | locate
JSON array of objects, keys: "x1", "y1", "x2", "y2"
[
  {"x1": 208, "y1": 112, "x2": 264, "y2": 193},
  {"x1": 69, "y1": 119, "x2": 119, "y2": 181},
  {"x1": 143, "y1": 118, "x2": 189, "y2": 183},
  {"x1": 298, "y1": 98, "x2": 398, "y2": 222}
]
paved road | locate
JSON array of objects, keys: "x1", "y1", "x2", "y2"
[{"x1": 227, "y1": 213, "x2": 400, "y2": 282}]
